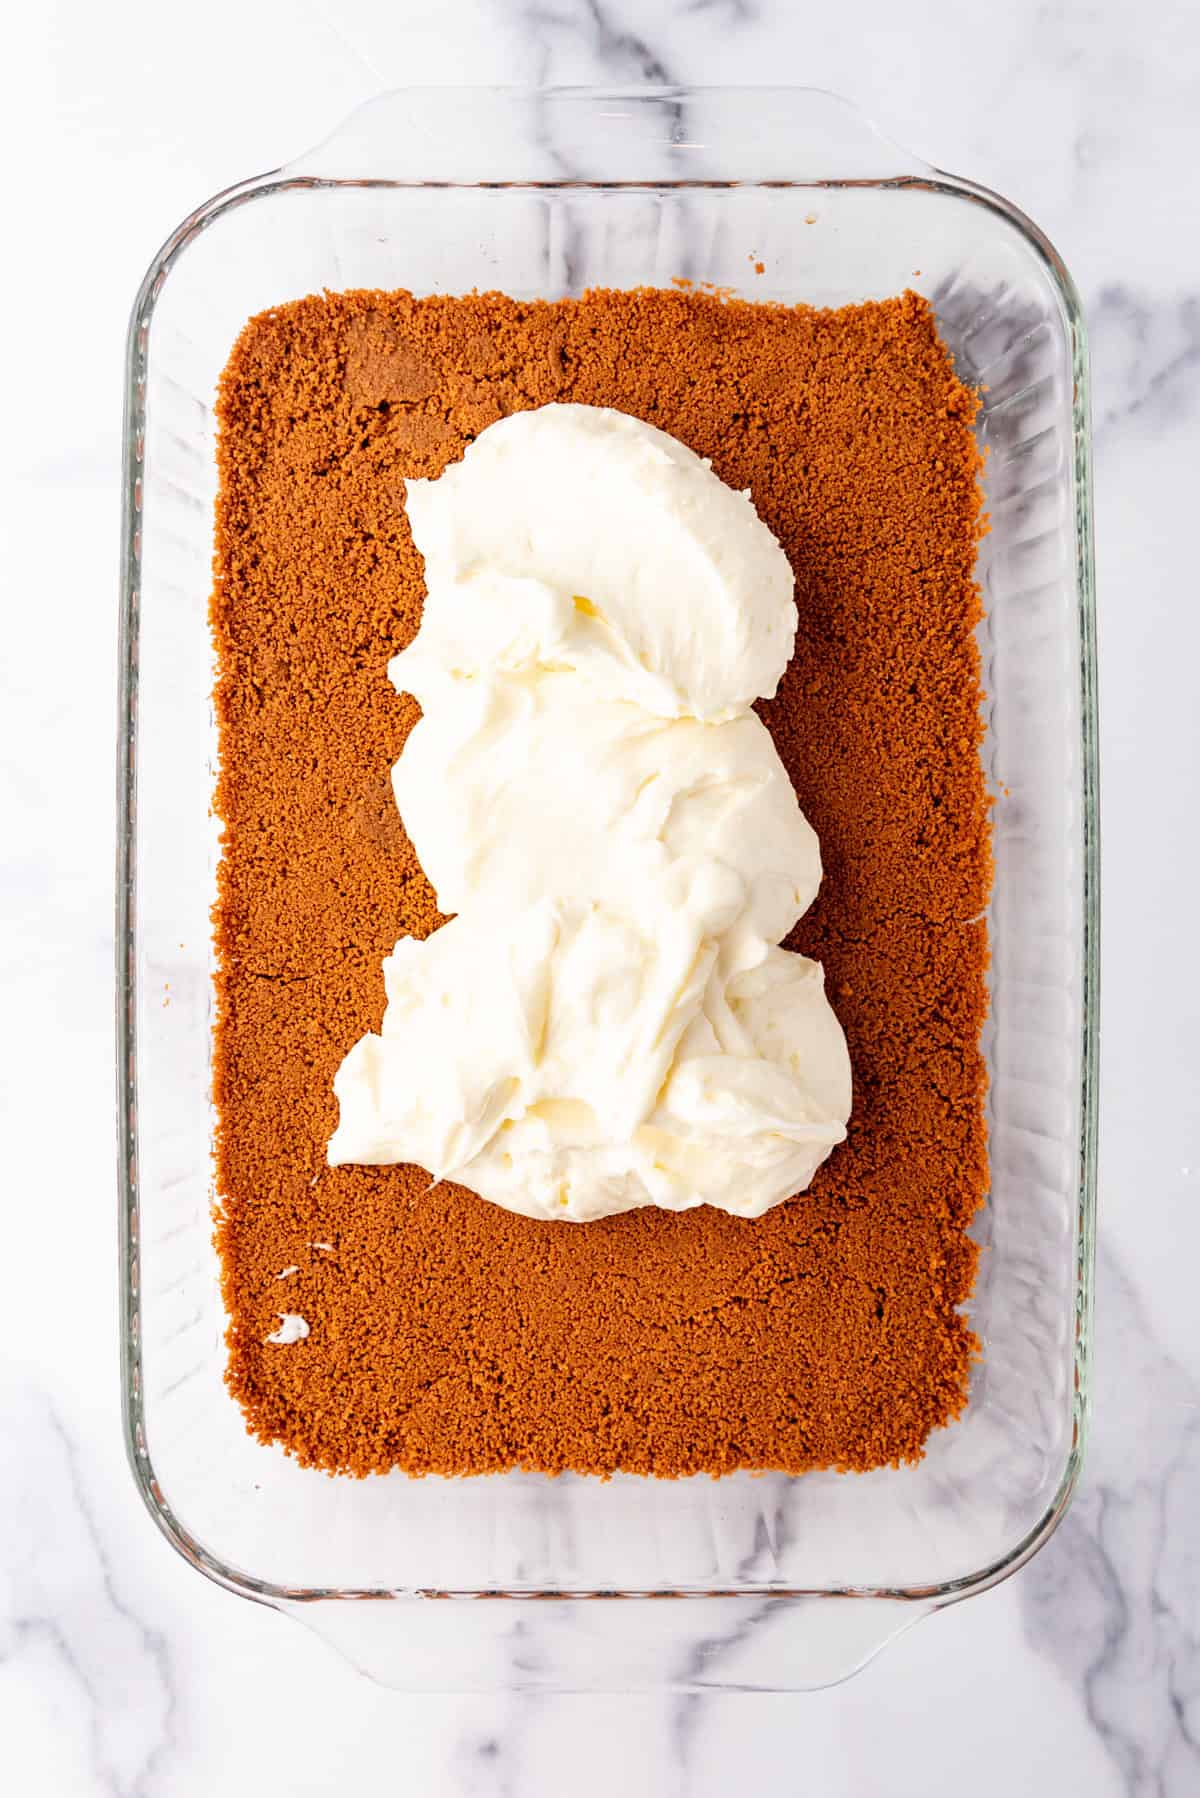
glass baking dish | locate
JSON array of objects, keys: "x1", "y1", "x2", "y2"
[{"x1": 117, "y1": 86, "x2": 1098, "y2": 1692}]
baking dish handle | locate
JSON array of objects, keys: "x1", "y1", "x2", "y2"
[
  {"x1": 282, "y1": 85, "x2": 932, "y2": 187},
  {"x1": 281, "y1": 1592, "x2": 929, "y2": 1693}
]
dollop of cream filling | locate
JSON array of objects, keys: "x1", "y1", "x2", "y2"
[{"x1": 328, "y1": 404, "x2": 851, "y2": 1221}]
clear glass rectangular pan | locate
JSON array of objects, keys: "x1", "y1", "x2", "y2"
[{"x1": 118, "y1": 87, "x2": 1097, "y2": 1691}]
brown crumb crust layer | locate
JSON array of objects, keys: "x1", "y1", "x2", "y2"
[{"x1": 212, "y1": 285, "x2": 990, "y2": 1478}]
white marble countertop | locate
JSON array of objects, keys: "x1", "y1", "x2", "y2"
[{"x1": 4, "y1": 1, "x2": 1198, "y2": 1792}]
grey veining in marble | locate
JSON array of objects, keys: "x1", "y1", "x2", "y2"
[
  {"x1": 1089, "y1": 288, "x2": 1200, "y2": 439},
  {"x1": 2, "y1": 1385, "x2": 176, "y2": 1796},
  {"x1": 1020, "y1": 1251, "x2": 1200, "y2": 1796}
]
